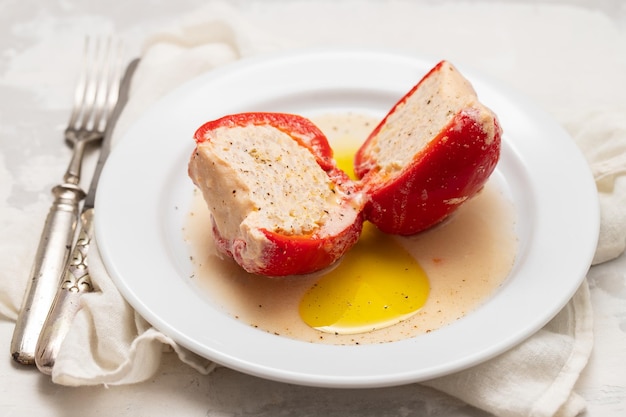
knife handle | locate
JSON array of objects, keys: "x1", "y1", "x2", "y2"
[
  {"x1": 35, "y1": 208, "x2": 95, "y2": 375},
  {"x1": 10, "y1": 183, "x2": 85, "y2": 365}
]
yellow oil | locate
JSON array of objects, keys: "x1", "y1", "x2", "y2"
[{"x1": 299, "y1": 144, "x2": 430, "y2": 334}]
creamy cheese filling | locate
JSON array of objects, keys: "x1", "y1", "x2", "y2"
[
  {"x1": 372, "y1": 62, "x2": 494, "y2": 173},
  {"x1": 190, "y1": 124, "x2": 350, "y2": 242}
]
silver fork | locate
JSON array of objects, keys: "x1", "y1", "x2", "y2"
[{"x1": 10, "y1": 37, "x2": 123, "y2": 365}]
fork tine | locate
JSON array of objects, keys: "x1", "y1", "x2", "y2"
[
  {"x1": 67, "y1": 37, "x2": 101, "y2": 132},
  {"x1": 79, "y1": 37, "x2": 104, "y2": 132},
  {"x1": 90, "y1": 38, "x2": 112, "y2": 132},
  {"x1": 104, "y1": 40, "x2": 125, "y2": 127},
  {"x1": 92, "y1": 38, "x2": 124, "y2": 133},
  {"x1": 69, "y1": 37, "x2": 123, "y2": 134},
  {"x1": 66, "y1": 38, "x2": 91, "y2": 129}
]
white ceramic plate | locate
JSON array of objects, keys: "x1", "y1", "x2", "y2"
[{"x1": 96, "y1": 49, "x2": 599, "y2": 388}]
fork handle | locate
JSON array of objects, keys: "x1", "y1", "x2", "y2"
[
  {"x1": 10, "y1": 183, "x2": 85, "y2": 365},
  {"x1": 35, "y1": 208, "x2": 95, "y2": 375}
]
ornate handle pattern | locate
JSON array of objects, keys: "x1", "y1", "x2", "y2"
[{"x1": 35, "y1": 208, "x2": 95, "y2": 375}]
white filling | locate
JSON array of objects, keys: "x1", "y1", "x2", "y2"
[
  {"x1": 372, "y1": 62, "x2": 492, "y2": 172},
  {"x1": 190, "y1": 124, "x2": 350, "y2": 241}
]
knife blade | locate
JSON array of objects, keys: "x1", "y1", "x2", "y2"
[{"x1": 34, "y1": 58, "x2": 140, "y2": 375}]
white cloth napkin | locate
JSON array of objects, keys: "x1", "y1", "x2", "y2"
[{"x1": 2, "y1": 2, "x2": 625, "y2": 417}]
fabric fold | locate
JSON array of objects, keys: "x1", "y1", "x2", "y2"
[
  {"x1": 562, "y1": 110, "x2": 626, "y2": 265},
  {"x1": 423, "y1": 282, "x2": 593, "y2": 417}
]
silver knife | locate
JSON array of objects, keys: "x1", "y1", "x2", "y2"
[{"x1": 34, "y1": 58, "x2": 140, "y2": 375}]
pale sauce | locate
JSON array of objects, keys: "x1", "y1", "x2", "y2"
[{"x1": 183, "y1": 112, "x2": 517, "y2": 345}]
